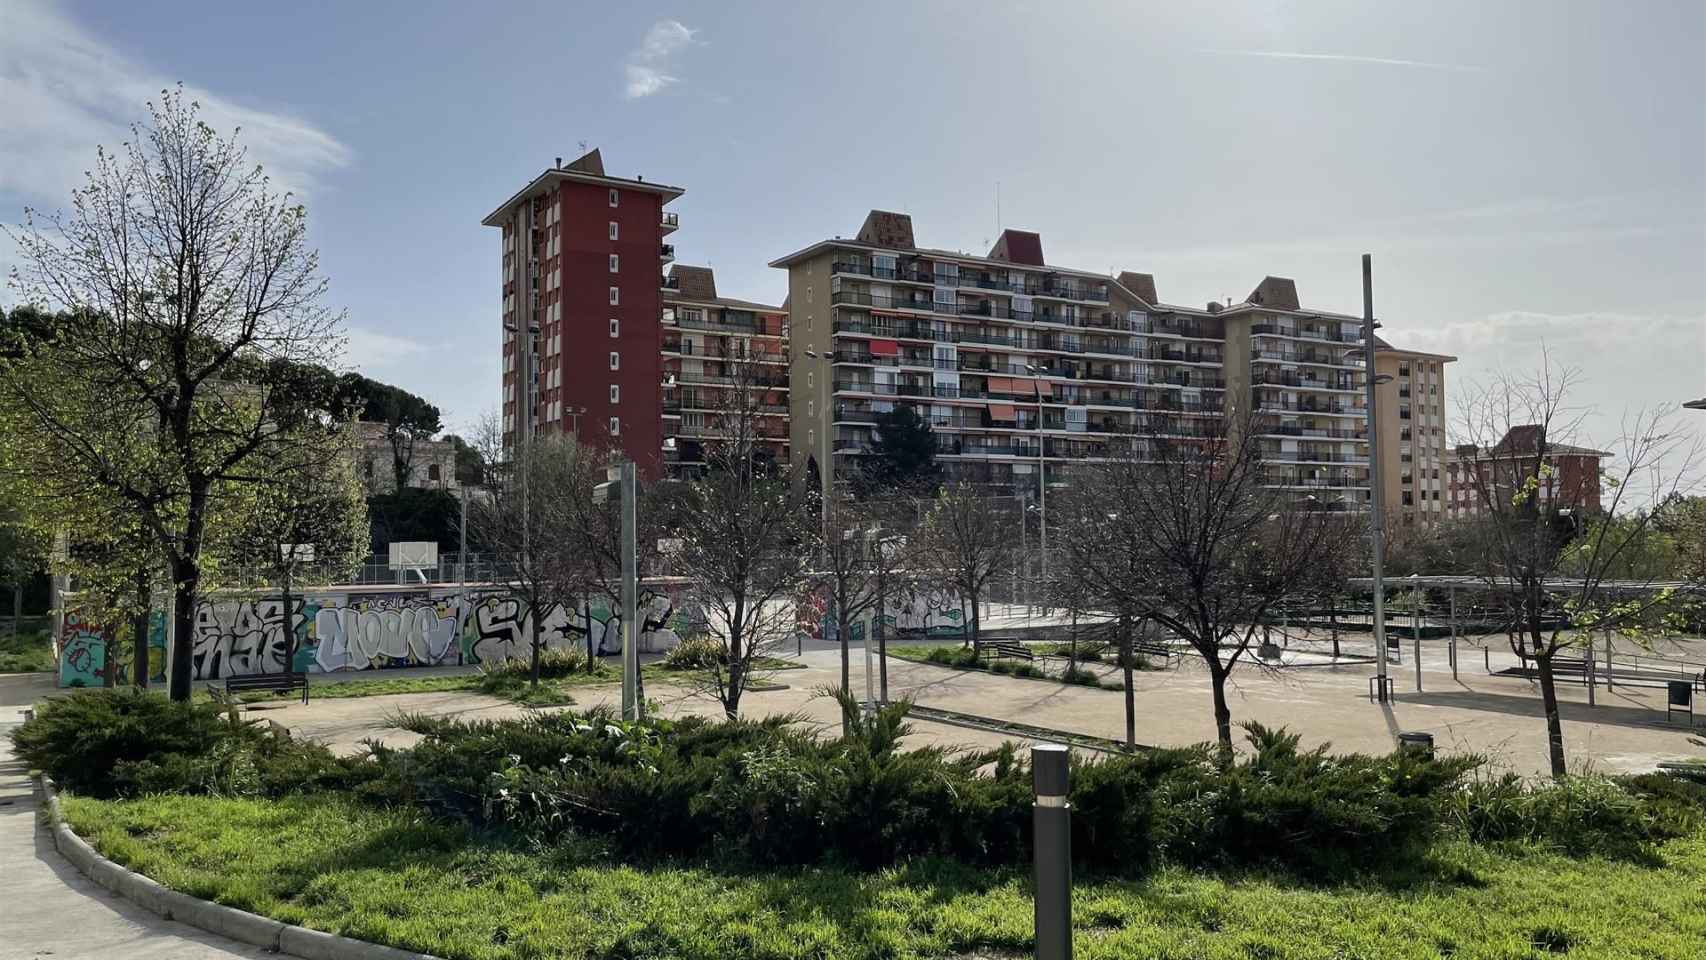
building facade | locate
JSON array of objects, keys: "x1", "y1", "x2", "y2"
[
  {"x1": 661, "y1": 265, "x2": 790, "y2": 477},
  {"x1": 772, "y1": 211, "x2": 1374, "y2": 507},
  {"x1": 1445, "y1": 425, "x2": 1607, "y2": 518},
  {"x1": 483, "y1": 149, "x2": 682, "y2": 474},
  {"x1": 1373, "y1": 342, "x2": 1455, "y2": 526},
  {"x1": 355, "y1": 422, "x2": 460, "y2": 495}
]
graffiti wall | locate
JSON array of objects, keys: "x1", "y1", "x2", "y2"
[
  {"x1": 795, "y1": 582, "x2": 967, "y2": 642},
  {"x1": 58, "y1": 610, "x2": 168, "y2": 688},
  {"x1": 60, "y1": 586, "x2": 690, "y2": 685}
]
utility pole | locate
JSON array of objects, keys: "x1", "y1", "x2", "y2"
[{"x1": 1362, "y1": 254, "x2": 1390, "y2": 702}]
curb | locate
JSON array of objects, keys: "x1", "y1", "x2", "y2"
[{"x1": 34, "y1": 775, "x2": 441, "y2": 960}]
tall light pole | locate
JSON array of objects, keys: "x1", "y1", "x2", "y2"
[
  {"x1": 1361, "y1": 254, "x2": 1391, "y2": 701},
  {"x1": 803, "y1": 349, "x2": 834, "y2": 537},
  {"x1": 1023, "y1": 363, "x2": 1048, "y2": 606}
]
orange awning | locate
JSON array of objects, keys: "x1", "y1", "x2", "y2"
[
  {"x1": 869, "y1": 339, "x2": 900, "y2": 357},
  {"x1": 988, "y1": 377, "x2": 1013, "y2": 393},
  {"x1": 988, "y1": 403, "x2": 1019, "y2": 421},
  {"x1": 1034, "y1": 379, "x2": 1053, "y2": 397}
]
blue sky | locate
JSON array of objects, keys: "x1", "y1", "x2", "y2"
[{"x1": 3, "y1": 0, "x2": 1702, "y2": 463}]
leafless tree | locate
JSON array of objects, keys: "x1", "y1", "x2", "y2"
[
  {"x1": 672, "y1": 355, "x2": 812, "y2": 718},
  {"x1": 462, "y1": 422, "x2": 590, "y2": 686},
  {"x1": 1455, "y1": 362, "x2": 1702, "y2": 776},
  {"x1": 814, "y1": 494, "x2": 894, "y2": 715},
  {"x1": 914, "y1": 482, "x2": 1020, "y2": 652},
  {"x1": 1055, "y1": 418, "x2": 1357, "y2": 751},
  {"x1": 3, "y1": 87, "x2": 346, "y2": 699}
]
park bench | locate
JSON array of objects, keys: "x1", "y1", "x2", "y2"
[
  {"x1": 977, "y1": 640, "x2": 1034, "y2": 662},
  {"x1": 216, "y1": 671, "x2": 310, "y2": 705}
]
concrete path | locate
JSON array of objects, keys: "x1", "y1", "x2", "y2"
[{"x1": 0, "y1": 725, "x2": 270, "y2": 960}]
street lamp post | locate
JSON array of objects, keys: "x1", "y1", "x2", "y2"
[{"x1": 1359, "y1": 254, "x2": 1392, "y2": 702}]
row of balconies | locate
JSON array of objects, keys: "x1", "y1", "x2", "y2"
[{"x1": 829, "y1": 261, "x2": 1109, "y2": 303}]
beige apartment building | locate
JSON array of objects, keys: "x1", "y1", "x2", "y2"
[
  {"x1": 771, "y1": 210, "x2": 1375, "y2": 508},
  {"x1": 1373, "y1": 341, "x2": 1456, "y2": 526}
]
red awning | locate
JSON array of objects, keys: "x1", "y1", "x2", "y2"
[
  {"x1": 869, "y1": 339, "x2": 900, "y2": 357},
  {"x1": 988, "y1": 376, "x2": 1012, "y2": 393},
  {"x1": 988, "y1": 403, "x2": 1019, "y2": 421},
  {"x1": 1034, "y1": 379, "x2": 1053, "y2": 397}
]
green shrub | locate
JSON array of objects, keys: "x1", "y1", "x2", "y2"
[
  {"x1": 1451, "y1": 772, "x2": 1676, "y2": 858},
  {"x1": 1010, "y1": 663, "x2": 1047, "y2": 679},
  {"x1": 923, "y1": 646, "x2": 978, "y2": 669},
  {"x1": 661, "y1": 634, "x2": 723, "y2": 670},
  {"x1": 9, "y1": 688, "x2": 368, "y2": 799},
  {"x1": 10, "y1": 689, "x2": 237, "y2": 797},
  {"x1": 480, "y1": 647, "x2": 601, "y2": 681},
  {"x1": 1061, "y1": 664, "x2": 1102, "y2": 686},
  {"x1": 0, "y1": 629, "x2": 55, "y2": 673}
]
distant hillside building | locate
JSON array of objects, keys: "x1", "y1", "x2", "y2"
[{"x1": 357, "y1": 422, "x2": 460, "y2": 494}]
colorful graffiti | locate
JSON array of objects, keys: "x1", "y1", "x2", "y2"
[
  {"x1": 795, "y1": 583, "x2": 967, "y2": 643},
  {"x1": 59, "y1": 586, "x2": 691, "y2": 684},
  {"x1": 58, "y1": 610, "x2": 168, "y2": 688}
]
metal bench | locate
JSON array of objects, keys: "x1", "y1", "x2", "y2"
[
  {"x1": 221, "y1": 671, "x2": 310, "y2": 705},
  {"x1": 978, "y1": 640, "x2": 1034, "y2": 662}
]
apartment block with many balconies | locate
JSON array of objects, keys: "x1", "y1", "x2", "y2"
[
  {"x1": 661, "y1": 265, "x2": 789, "y2": 478},
  {"x1": 772, "y1": 211, "x2": 1376, "y2": 507}
]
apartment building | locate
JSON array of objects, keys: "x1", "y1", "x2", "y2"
[
  {"x1": 1373, "y1": 341, "x2": 1456, "y2": 525},
  {"x1": 661, "y1": 265, "x2": 789, "y2": 477},
  {"x1": 482, "y1": 149, "x2": 682, "y2": 474},
  {"x1": 1445, "y1": 425, "x2": 1608, "y2": 518},
  {"x1": 354, "y1": 422, "x2": 460, "y2": 495},
  {"x1": 771, "y1": 211, "x2": 1373, "y2": 506}
]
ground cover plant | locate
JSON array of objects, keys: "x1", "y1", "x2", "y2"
[
  {"x1": 0, "y1": 628, "x2": 54, "y2": 673},
  {"x1": 15, "y1": 687, "x2": 1706, "y2": 959}
]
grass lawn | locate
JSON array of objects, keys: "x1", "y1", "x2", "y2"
[
  {"x1": 0, "y1": 628, "x2": 54, "y2": 673},
  {"x1": 886, "y1": 644, "x2": 1130, "y2": 690},
  {"x1": 199, "y1": 668, "x2": 621, "y2": 706},
  {"x1": 62, "y1": 792, "x2": 1706, "y2": 960}
]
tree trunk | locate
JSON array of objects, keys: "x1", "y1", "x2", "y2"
[
  {"x1": 132, "y1": 567, "x2": 150, "y2": 689},
  {"x1": 280, "y1": 579, "x2": 295, "y2": 675},
  {"x1": 1535, "y1": 648, "x2": 1568, "y2": 777},
  {"x1": 968, "y1": 589, "x2": 981, "y2": 652},
  {"x1": 10, "y1": 582, "x2": 21, "y2": 636},
  {"x1": 584, "y1": 599, "x2": 596, "y2": 672},
  {"x1": 529, "y1": 600, "x2": 542, "y2": 686},
  {"x1": 1329, "y1": 600, "x2": 1340, "y2": 660},
  {"x1": 1209, "y1": 661, "x2": 1234, "y2": 753},
  {"x1": 101, "y1": 626, "x2": 117, "y2": 688},
  {"x1": 168, "y1": 564, "x2": 199, "y2": 701},
  {"x1": 838, "y1": 595, "x2": 850, "y2": 698},
  {"x1": 1120, "y1": 616, "x2": 1136, "y2": 749}
]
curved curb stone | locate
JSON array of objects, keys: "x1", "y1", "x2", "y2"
[{"x1": 35, "y1": 775, "x2": 442, "y2": 960}]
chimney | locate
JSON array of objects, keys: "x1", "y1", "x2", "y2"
[
  {"x1": 555, "y1": 156, "x2": 563, "y2": 168},
  {"x1": 1206, "y1": 301, "x2": 1223, "y2": 314}
]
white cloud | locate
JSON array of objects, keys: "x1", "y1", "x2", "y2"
[
  {"x1": 344, "y1": 326, "x2": 426, "y2": 374},
  {"x1": 623, "y1": 20, "x2": 696, "y2": 99},
  {"x1": 1199, "y1": 48, "x2": 1485, "y2": 73},
  {"x1": 0, "y1": 0, "x2": 350, "y2": 207}
]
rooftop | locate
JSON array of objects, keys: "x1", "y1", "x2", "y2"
[
  {"x1": 480, "y1": 148, "x2": 684, "y2": 227},
  {"x1": 664, "y1": 264, "x2": 784, "y2": 313}
]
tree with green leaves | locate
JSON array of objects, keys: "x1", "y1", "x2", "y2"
[
  {"x1": 1456, "y1": 365, "x2": 1703, "y2": 777},
  {"x1": 338, "y1": 373, "x2": 443, "y2": 492},
  {"x1": 3, "y1": 87, "x2": 347, "y2": 700},
  {"x1": 859, "y1": 404, "x2": 940, "y2": 494}
]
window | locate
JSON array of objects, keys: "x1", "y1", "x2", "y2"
[
  {"x1": 609, "y1": 318, "x2": 619, "y2": 338},
  {"x1": 609, "y1": 254, "x2": 619, "y2": 273},
  {"x1": 608, "y1": 417, "x2": 620, "y2": 435},
  {"x1": 427, "y1": 464, "x2": 441, "y2": 482},
  {"x1": 609, "y1": 384, "x2": 620, "y2": 403},
  {"x1": 608, "y1": 221, "x2": 619, "y2": 240},
  {"x1": 608, "y1": 189, "x2": 619, "y2": 207},
  {"x1": 609, "y1": 351, "x2": 620, "y2": 370},
  {"x1": 609, "y1": 286, "x2": 619, "y2": 305}
]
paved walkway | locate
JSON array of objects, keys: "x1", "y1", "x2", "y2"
[{"x1": 0, "y1": 725, "x2": 269, "y2": 960}]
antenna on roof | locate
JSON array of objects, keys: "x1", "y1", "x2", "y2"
[{"x1": 578, "y1": 139, "x2": 588, "y2": 153}]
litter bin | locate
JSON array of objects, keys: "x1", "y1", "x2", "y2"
[{"x1": 1397, "y1": 731, "x2": 1434, "y2": 757}]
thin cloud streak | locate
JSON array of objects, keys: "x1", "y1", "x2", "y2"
[
  {"x1": 0, "y1": 0, "x2": 350, "y2": 206},
  {"x1": 624, "y1": 20, "x2": 696, "y2": 99},
  {"x1": 1199, "y1": 48, "x2": 1485, "y2": 73}
]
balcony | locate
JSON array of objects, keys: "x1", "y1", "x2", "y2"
[
  {"x1": 1250, "y1": 323, "x2": 1359, "y2": 344},
  {"x1": 661, "y1": 275, "x2": 680, "y2": 291},
  {"x1": 1251, "y1": 348, "x2": 1360, "y2": 368},
  {"x1": 660, "y1": 211, "x2": 680, "y2": 233},
  {"x1": 1257, "y1": 371, "x2": 1358, "y2": 391},
  {"x1": 659, "y1": 244, "x2": 675, "y2": 263}
]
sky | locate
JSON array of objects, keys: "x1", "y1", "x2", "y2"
[{"x1": 2, "y1": 0, "x2": 1702, "y2": 467}]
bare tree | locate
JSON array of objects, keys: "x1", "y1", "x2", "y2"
[
  {"x1": 815, "y1": 494, "x2": 889, "y2": 715},
  {"x1": 462, "y1": 423, "x2": 589, "y2": 686},
  {"x1": 673, "y1": 355, "x2": 812, "y2": 718},
  {"x1": 914, "y1": 482, "x2": 1020, "y2": 653},
  {"x1": 1456, "y1": 363, "x2": 1702, "y2": 776},
  {"x1": 1055, "y1": 420, "x2": 1356, "y2": 751},
  {"x1": 3, "y1": 88, "x2": 345, "y2": 699}
]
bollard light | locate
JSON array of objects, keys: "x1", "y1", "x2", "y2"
[{"x1": 1032, "y1": 743, "x2": 1072, "y2": 960}]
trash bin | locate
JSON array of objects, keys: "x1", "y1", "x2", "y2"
[{"x1": 1397, "y1": 731, "x2": 1434, "y2": 757}]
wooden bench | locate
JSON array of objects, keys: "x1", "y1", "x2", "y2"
[
  {"x1": 220, "y1": 671, "x2": 310, "y2": 705},
  {"x1": 977, "y1": 640, "x2": 1034, "y2": 662}
]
